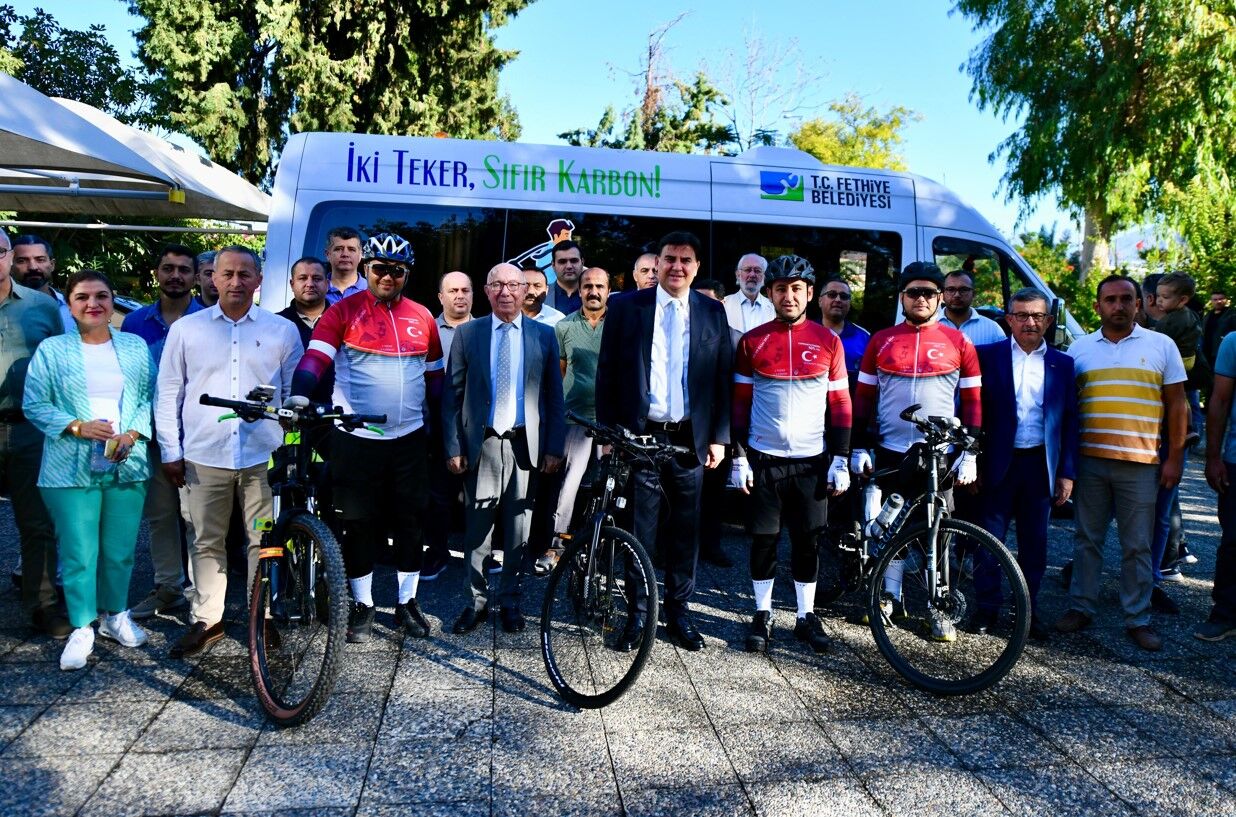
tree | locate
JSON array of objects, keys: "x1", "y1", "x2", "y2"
[
  {"x1": 1160, "y1": 175, "x2": 1236, "y2": 296},
  {"x1": 0, "y1": 5, "x2": 148, "y2": 123},
  {"x1": 130, "y1": 0, "x2": 529, "y2": 185},
  {"x1": 954, "y1": 0, "x2": 1236, "y2": 280},
  {"x1": 1016, "y1": 224, "x2": 1099, "y2": 330},
  {"x1": 559, "y1": 16, "x2": 733, "y2": 155},
  {"x1": 789, "y1": 95, "x2": 920, "y2": 171}
]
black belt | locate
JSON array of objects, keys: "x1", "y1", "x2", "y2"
[
  {"x1": 0, "y1": 409, "x2": 25, "y2": 424},
  {"x1": 645, "y1": 419, "x2": 691, "y2": 434},
  {"x1": 485, "y1": 426, "x2": 524, "y2": 440},
  {"x1": 1013, "y1": 445, "x2": 1045, "y2": 455}
]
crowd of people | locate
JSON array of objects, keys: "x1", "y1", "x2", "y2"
[{"x1": 1, "y1": 225, "x2": 1234, "y2": 674}]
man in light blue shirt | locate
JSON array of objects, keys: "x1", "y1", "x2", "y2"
[{"x1": 940, "y1": 270, "x2": 1007, "y2": 346}]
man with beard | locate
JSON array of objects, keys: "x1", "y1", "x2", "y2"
[
  {"x1": 723, "y1": 253, "x2": 774, "y2": 335},
  {"x1": 122, "y1": 245, "x2": 204, "y2": 619},
  {"x1": 522, "y1": 265, "x2": 566, "y2": 325},
  {"x1": 194, "y1": 251, "x2": 217, "y2": 308},
  {"x1": 1056, "y1": 275, "x2": 1188, "y2": 652},
  {"x1": 545, "y1": 240, "x2": 583, "y2": 314},
  {"x1": 11, "y1": 235, "x2": 70, "y2": 330},
  {"x1": 939, "y1": 269, "x2": 1006, "y2": 347},
  {"x1": 731, "y1": 256, "x2": 851, "y2": 654}
]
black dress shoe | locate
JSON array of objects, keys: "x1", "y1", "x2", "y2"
[
  {"x1": 31, "y1": 606, "x2": 71, "y2": 640},
  {"x1": 700, "y1": 548, "x2": 734, "y2": 568},
  {"x1": 745, "y1": 610, "x2": 772, "y2": 653},
  {"x1": 452, "y1": 605, "x2": 488, "y2": 635},
  {"x1": 614, "y1": 613, "x2": 646, "y2": 652},
  {"x1": 667, "y1": 612, "x2": 705, "y2": 651},
  {"x1": 966, "y1": 610, "x2": 998, "y2": 636},
  {"x1": 169, "y1": 621, "x2": 225, "y2": 658},
  {"x1": 499, "y1": 606, "x2": 526, "y2": 633},
  {"x1": 1028, "y1": 615, "x2": 1051, "y2": 642}
]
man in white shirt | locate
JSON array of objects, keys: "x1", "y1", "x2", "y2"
[
  {"x1": 522, "y1": 266, "x2": 566, "y2": 325},
  {"x1": 157, "y1": 246, "x2": 303, "y2": 658},
  {"x1": 940, "y1": 269, "x2": 1007, "y2": 346},
  {"x1": 722, "y1": 253, "x2": 774, "y2": 334}
]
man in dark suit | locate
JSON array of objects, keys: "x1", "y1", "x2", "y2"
[
  {"x1": 595, "y1": 230, "x2": 733, "y2": 651},
  {"x1": 442, "y1": 262, "x2": 565, "y2": 634},
  {"x1": 973, "y1": 287, "x2": 1078, "y2": 640}
]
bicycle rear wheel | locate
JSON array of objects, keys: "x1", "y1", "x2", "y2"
[
  {"x1": 249, "y1": 511, "x2": 348, "y2": 725},
  {"x1": 867, "y1": 517, "x2": 1030, "y2": 695},
  {"x1": 541, "y1": 525, "x2": 658, "y2": 709}
]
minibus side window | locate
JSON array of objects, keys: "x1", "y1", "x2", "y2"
[{"x1": 932, "y1": 235, "x2": 1042, "y2": 324}]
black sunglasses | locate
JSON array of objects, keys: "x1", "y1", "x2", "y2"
[
  {"x1": 368, "y1": 263, "x2": 408, "y2": 279},
  {"x1": 823, "y1": 291, "x2": 852, "y2": 300},
  {"x1": 903, "y1": 287, "x2": 941, "y2": 300}
]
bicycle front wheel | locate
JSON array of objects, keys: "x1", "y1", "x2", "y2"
[
  {"x1": 867, "y1": 517, "x2": 1030, "y2": 695},
  {"x1": 541, "y1": 525, "x2": 658, "y2": 709},
  {"x1": 249, "y1": 511, "x2": 349, "y2": 725}
]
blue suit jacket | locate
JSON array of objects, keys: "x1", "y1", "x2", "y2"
[
  {"x1": 442, "y1": 315, "x2": 566, "y2": 469},
  {"x1": 976, "y1": 338, "x2": 1078, "y2": 492},
  {"x1": 595, "y1": 286, "x2": 732, "y2": 465}
]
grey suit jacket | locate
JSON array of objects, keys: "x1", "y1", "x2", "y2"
[{"x1": 442, "y1": 315, "x2": 566, "y2": 469}]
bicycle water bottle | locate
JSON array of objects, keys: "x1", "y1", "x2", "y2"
[{"x1": 865, "y1": 493, "x2": 905, "y2": 539}]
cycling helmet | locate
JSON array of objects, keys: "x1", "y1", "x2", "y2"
[
  {"x1": 765, "y1": 254, "x2": 815, "y2": 285},
  {"x1": 362, "y1": 232, "x2": 415, "y2": 266},
  {"x1": 898, "y1": 261, "x2": 945, "y2": 291}
]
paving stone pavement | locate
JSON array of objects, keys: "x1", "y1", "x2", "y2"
[{"x1": 0, "y1": 461, "x2": 1233, "y2": 816}]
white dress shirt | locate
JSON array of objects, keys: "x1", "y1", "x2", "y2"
[
  {"x1": 723, "y1": 291, "x2": 775, "y2": 334},
  {"x1": 1011, "y1": 339, "x2": 1047, "y2": 448},
  {"x1": 529, "y1": 304, "x2": 565, "y2": 326},
  {"x1": 488, "y1": 313, "x2": 525, "y2": 429},
  {"x1": 157, "y1": 304, "x2": 303, "y2": 469},
  {"x1": 649, "y1": 286, "x2": 691, "y2": 422}
]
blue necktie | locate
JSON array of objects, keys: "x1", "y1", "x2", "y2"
[{"x1": 493, "y1": 322, "x2": 515, "y2": 433}]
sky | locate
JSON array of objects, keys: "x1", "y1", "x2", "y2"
[{"x1": 12, "y1": 0, "x2": 1088, "y2": 247}]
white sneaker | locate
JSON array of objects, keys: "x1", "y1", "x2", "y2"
[
  {"x1": 98, "y1": 610, "x2": 148, "y2": 648},
  {"x1": 60, "y1": 626, "x2": 94, "y2": 671}
]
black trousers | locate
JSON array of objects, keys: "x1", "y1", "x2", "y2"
[
  {"x1": 330, "y1": 427, "x2": 429, "y2": 579},
  {"x1": 628, "y1": 426, "x2": 702, "y2": 616}
]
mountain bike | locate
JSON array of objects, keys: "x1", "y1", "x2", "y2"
[
  {"x1": 540, "y1": 414, "x2": 691, "y2": 709},
  {"x1": 830, "y1": 404, "x2": 1030, "y2": 695},
  {"x1": 200, "y1": 389, "x2": 385, "y2": 725}
]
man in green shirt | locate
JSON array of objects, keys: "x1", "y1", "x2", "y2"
[
  {"x1": 0, "y1": 231, "x2": 68, "y2": 637},
  {"x1": 533, "y1": 267, "x2": 610, "y2": 576}
]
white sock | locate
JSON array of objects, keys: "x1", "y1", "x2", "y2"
[
  {"x1": 397, "y1": 571, "x2": 420, "y2": 604},
  {"x1": 752, "y1": 579, "x2": 774, "y2": 612},
  {"x1": 794, "y1": 581, "x2": 816, "y2": 618},
  {"x1": 350, "y1": 573, "x2": 374, "y2": 607}
]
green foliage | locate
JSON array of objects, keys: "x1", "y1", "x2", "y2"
[
  {"x1": 1159, "y1": 175, "x2": 1236, "y2": 296},
  {"x1": 789, "y1": 94, "x2": 921, "y2": 171},
  {"x1": 560, "y1": 72, "x2": 734, "y2": 155},
  {"x1": 1015, "y1": 225, "x2": 1099, "y2": 331},
  {"x1": 954, "y1": 1, "x2": 1236, "y2": 250},
  {"x1": 0, "y1": 5, "x2": 149, "y2": 123},
  {"x1": 130, "y1": 0, "x2": 529, "y2": 186}
]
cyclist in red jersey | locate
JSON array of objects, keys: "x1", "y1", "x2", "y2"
[
  {"x1": 291, "y1": 233, "x2": 444, "y2": 642},
  {"x1": 732, "y1": 255, "x2": 852, "y2": 653},
  {"x1": 849, "y1": 261, "x2": 982, "y2": 641}
]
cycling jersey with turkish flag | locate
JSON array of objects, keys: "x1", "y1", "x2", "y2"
[
  {"x1": 733, "y1": 319, "x2": 852, "y2": 458},
  {"x1": 853, "y1": 321, "x2": 981, "y2": 453},
  {"x1": 298, "y1": 290, "x2": 444, "y2": 440}
]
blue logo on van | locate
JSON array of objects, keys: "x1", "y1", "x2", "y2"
[{"x1": 759, "y1": 171, "x2": 804, "y2": 202}]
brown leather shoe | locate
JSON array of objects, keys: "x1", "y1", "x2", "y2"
[
  {"x1": 1127, "y1": 625, "x2": 1163, "y2": 652},
  {"x1": 169, "y1": 621, "x2": 224, "y2": 658},
  {"x1": 1054, "y1": 609, "x2": 1092, "y2": 633}
]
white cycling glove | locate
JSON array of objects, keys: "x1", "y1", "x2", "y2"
[
  {"x1": 827, "y1": 455, "x2": 850, "y2": 493},
  {"x1": 729, "y1": 456, "x2": 754, "y2": 494},
  {"x1": 956, "y1": 451, "x2": 978, "y2": 485},
  {"x1": 850, "y1": 448, "x2": 873, "y2": 475}
]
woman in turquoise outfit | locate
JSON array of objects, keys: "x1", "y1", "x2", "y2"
[{"x1": 23, "y1": 270, "x2": 155, "y2": 670}]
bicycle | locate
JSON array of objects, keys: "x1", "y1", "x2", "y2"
[
  {"x1": 828, "y1": 404, "x2": 1031, "y2": 695},
  {"x1": 200, "y1": 389, "x2": 386, "y2": 725},
  {"x1": 540, "y1": 413, "x2": 691, "y2": 709}
]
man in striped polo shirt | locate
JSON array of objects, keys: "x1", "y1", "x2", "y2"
[{"x1": 1056, "y1": 274, "x2": 1188, "y2": 651}]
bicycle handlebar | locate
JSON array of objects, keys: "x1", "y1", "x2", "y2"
[
  {"x1": 898, "y1": 403, "x2": 979, "y2": 451},
  {"x1": 200, "y1": 394, "x2": 387, "y2": 431},
  {"x1": 567, "y1": 412, "x2": 692, "y2": 460}
]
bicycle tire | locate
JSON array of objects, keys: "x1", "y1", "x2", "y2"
[
  {"x1": 541, "y1": 525, "x2": 658, "y2": 709},
  {"x1": 249, "y1": 510, "x2": 349, "y2": 725},
  {"x1": 867, "y1": 517, "x2": 1030, "y2": 696}
]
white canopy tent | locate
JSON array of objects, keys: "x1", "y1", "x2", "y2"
[{"x1": 0, "y1": 72, "x2": 270, "y2": 224}]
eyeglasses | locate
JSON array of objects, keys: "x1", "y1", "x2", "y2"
[
  {"x1": 486, "y1": 281, "x2": 528, "y2": 293},
  {"x1": 823, "y1": 291, "x2": 851, "y2": 301},
  {"x1": 738, "y1": 266, "x2": 764, "y2": 274},
  {"x1": 368, "y1": 263, "x2": 408, "y2": 279},
  {"x1": 903, "y1": 287, "x2": 941, "y2": 300},
  {"x1": 943, "y1": 286, "x2": 974, "y2": 295},
  {"x1": 0, "y1": 248, "x2": 7, "y2": 259},
  {"x1": 1009, "y1": 311, "x2": 1049, "y2": 323}
]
